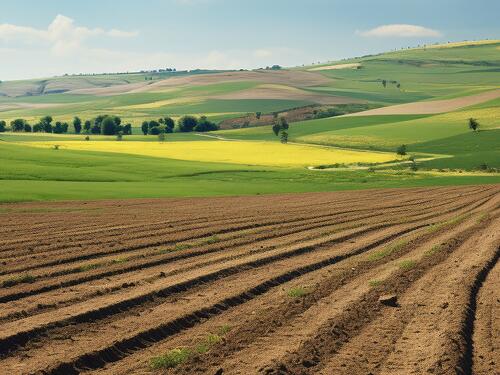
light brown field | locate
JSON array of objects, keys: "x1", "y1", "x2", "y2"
[
  {"x1": 344, "y1": 89, "x2": 500, "y2": 116},
  {"x1": 0, "y1": 185, "x2": 498, "y2": 374}
]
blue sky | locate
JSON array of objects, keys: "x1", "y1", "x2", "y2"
[{"x1": 0, "y1": 0, "x2": 498, "y2": 80}]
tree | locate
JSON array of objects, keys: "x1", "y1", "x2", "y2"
[
  {"x1": 73, "y1": 117, "x2": 82, "y2": 134},
  {"x1": 141, "y1": 121, "x2": 149, "y2": 135},
  {"x1": 272, "y1": 120, "x2": 281, "y2": 136},
  {"x1": 396, "y1": 144, "x2": 407, "y2": 156},
  {"x1": 272, "y1": 116, "x2": 289, "y2": 138},
  {"x1": 33, "y1": 123, "x2": 43, "y2": 132},
  {"x1": 62, "y1": 122, "x2": 69, "y2": 133},
  {"x1": 116, "y1": 131, "x2": 123, "y2": 141},
  {"x1": 468, "y1": 118, "x2": 479, "y2": 132},
  {"x1": 194, "y1": 116, "x2": 218, "y2": 132},
  {"x1": 24, "y1": 123, "x2": 32, "y2": 132},
  {"x1": 280, "y1": 130, "x2": 289, "y2": 144},
  {"x1": 84, "y1": 120, "x2": 91, "y2": 133},
  {"x1": 11, "y1": 119, "x2": 26, "y2": 132},
  {"x1": 101, "y1": 116, "x2": 117, "y2": 135},
  {"x1": 53, "y1": 121, "x2": 64, "y2": 134},
  {"x1": 178, "y1": 116, "x2": 198, "y2": 132},
  {"x1": 123, "y1": 123, "x2": 132, "y2": 135},
  {"x1": 40, "y1": 115, "x2": 53, "y2": 133},
  {"x1": 149, "y1": 126, "x2": 161, "y2": 135},
  {"x1": 256, "y1": 112, "x2": 262, "y2": 120},
  {"x1": 382, "y1": 79, "x2": 387, "y2": 88},
  {"x1": 0, "y1": 120, "x2": 6, "y2": 132},
  {"x1": 162, "y1": 117, "x2": 175, "y2": 133}
]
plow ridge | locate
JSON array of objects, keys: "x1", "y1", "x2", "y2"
[{"x1": 0, "y1": 185, "x2": 498, "y2": 375}]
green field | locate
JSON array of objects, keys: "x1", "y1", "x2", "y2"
[{"x1": 0, "y1": 41, "x2": 499, "y2": 202}]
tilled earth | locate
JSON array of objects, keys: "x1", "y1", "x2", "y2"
[{"x1": 0, "y1": 185, "x2": 498, "y2": 375}]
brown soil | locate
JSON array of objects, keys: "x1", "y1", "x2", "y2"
[
  {"x1": 0, "y1": 185, "x2": 498, "y2": 374},
  {"x1": 345, "y1": 89, "x2": 500, "y2": 116},
  {"x1": 68, "y1": 70, "x2": 335, "y2": 96}
]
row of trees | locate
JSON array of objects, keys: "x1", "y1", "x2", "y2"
[
  {"x1": 141, "y1": 115, "x2": 219, "y2": 135},
  {"x1": 0, "y1": 115, "x2": 133, "y2": 136}
]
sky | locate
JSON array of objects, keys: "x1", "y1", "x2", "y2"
[{"x1": 0, "y1": 0, "x2": 498, "y2": 80}]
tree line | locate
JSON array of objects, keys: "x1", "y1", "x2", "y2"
[
  {"x1": 141, "y1": 115, "x2": 218, "y2": 135},
  {"x1": 0, "y1": 114, "x2": 219, "y2": 135}
]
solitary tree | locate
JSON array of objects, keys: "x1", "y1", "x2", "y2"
[
  {"x1": 382, "y1": 79, "x2": 387, "y2": 88},
  {"x1": 396, "y1": 144, "x2": 407, "y2": 156},
  {"x1": 255, "y1": 112, "x2": 262, "y2": 120},
  {"x1": 468, "y1": 118, "x2": 479, "y2": 132},
  {"x1": 73, "y1": 117, "x2": 82, "y2": 134}
]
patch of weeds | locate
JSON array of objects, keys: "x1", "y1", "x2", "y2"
[
  {"x1": 369, "y1": 279, "x2": 383, "y2": 287},
  {"x1": 218, "y1": 324, "x2": 231, "y2": 335},
  {"x1": 175, "y1": 243, "x2": 192, "y2": 251},
  {"x1": 78, "y1": 263, "x2": 102, "y2": 272},
  {"x1": 424, "y1": 244, "x2": 442, "y2": 257},
  {"x1": 2, "y1": 274, "x2": 37, "y2": 287},
  {"x1": 150, "y1": 348, "x2": 191, "y2": 370},
  {"x1": 196, "y1": 333, "x2": 222, "y2": 354},
  {"x1": 204, "y1": 235, "x2": 220, "y2": 245},
  {"x1": 195, "y1": 325, "x2": 230, "y2": 355},
  {"x1": 477, "y1": 212, "x2": 490, "y2": 223},
  {"x1": 287, "y1": 286, "x2": 310, "y2": 298},
  {"x1": 427, "y1": 214, "x2": 470, "y2": 234},
  {"x1": 399, "y1": 260, "x2": 417, "y2": 270},
  {"x1": 110, "y1": 258, "x2": 128, "y2": 264},
  {"x1": 368, "y1": 239, "x2": 409, "y2": 261}
]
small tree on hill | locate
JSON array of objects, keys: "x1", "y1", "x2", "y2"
[
  {"x1": 468, "y1": 118, "x2": 479, "y2": 132},
  {"x1": 396, "y1": 144, "x2": 407, "y2": 156},
  {"x1": 256, "y1": 112, "x2": 262, "y2": 120}
]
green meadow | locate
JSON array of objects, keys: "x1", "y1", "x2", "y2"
[{"x1": 0, "y1": 41, "x2": 499, "y2": 202}]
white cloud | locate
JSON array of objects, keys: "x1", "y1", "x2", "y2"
[
  {"x1": 0, "y1": 14, "x2": 138, "y2": 56},
  {"x1": 357, "y1": 24, "x2": 442, "y2": 38}
]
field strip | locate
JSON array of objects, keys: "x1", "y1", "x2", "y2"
[
  {"x1": 344, "y1": 89, "x2": 500, "y2": 116},
  {"x1": 248, "y1": 214, "x2": 500, "y2": 375},
  {"x1": 0, "y1": 185, "x2": 498, "y2": 374},
  {"x1": 0, "y1": 186, "x2": 489, "y2": 310}
]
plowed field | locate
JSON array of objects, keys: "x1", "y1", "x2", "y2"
[{"x1": 0, "y1": 185, "x2": 498, "y2": 375}]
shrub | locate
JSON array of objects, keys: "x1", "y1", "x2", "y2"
[
  {"x1": 150, "y1": 348, "x2": 191, "y2": 369},
  {"x1": 396, "y1": 144, "x2": 407, "y2": 156}
]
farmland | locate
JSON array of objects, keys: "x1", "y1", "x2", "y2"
[{"x1": 0, "y1": 185, "x2": 498, "y2": 374}]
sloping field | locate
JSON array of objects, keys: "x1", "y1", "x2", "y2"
[
  {"x1": 0, "y1": 185, "x2": 498, "y2": 374},
  {"x1": 26, "y1": 140, "x2": 396, "y2": 167},
  {"x1": 345, "y1": 89, "x2": 500, "y2": 116}
]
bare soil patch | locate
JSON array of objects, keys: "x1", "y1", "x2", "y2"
[{"x1": 0, "y1": 185, "x2": 498, "y2": 374}]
